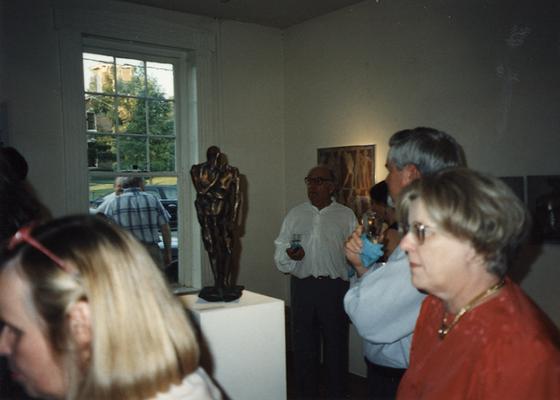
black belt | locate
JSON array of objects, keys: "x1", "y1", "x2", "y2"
[{"x1": 300, "y1": 275, "x2": 339, "y2": 280}]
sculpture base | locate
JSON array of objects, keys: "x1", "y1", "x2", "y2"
[{"x1": 198, "y1": 285, "x2": 244, "y2": 302}]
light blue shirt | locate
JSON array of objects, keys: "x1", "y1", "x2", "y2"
[
  {"x1": 344, "y1": 245, "x2": 426, "y2": 368},
  {"x1": 274, "y1": 201, "x2": 358, "y2": 280},
  {"x1": 95, "y1": 192, "x2": 117, "y2": 215},
  {"x1": 105, "y1": 188, "x2": 170, "y2": 245}
]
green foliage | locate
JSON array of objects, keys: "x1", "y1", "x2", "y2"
[{"x1": 86, "y1": 61, "x2": 175, "y2": 172}]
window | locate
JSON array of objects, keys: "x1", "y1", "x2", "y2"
[
  {"x1": 84, "y1": 52, "x2": 176, "y2": 174},
  {"x1": 57, "y1": 4, "x2": 218, "y2": 291},
  {"x1": 83, "y1": 48, "x2": 180, "y2": 285}
]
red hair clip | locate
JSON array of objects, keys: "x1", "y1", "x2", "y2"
[{"x1": 9, "y1": 225, "x2": 70, "y2": 274}]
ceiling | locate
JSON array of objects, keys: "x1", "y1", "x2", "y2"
[{"x1": 114, "y1": 0, "x2": 365, "y2": 29}]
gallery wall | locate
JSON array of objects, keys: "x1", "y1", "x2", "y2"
[
  {"x1": 284, "y1": 0, "x2": 560, "y2": 325},
  {"x1": 216, "y1": 20, "x2": 287, "y2": 299}
]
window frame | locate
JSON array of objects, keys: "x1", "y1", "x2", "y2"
[{"x1": 56, "y1": 2, "x2": 219, "y2": 291}]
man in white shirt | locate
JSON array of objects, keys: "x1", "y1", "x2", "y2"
[
  {"x1": 95, "y1": 176, "x2": 124, "y2": 215},
  {"x1": 344, "y1": 127, "x2": 466, "y2": 399},
  {"x1": 274, "y1": 165, "x2": 357, "y2": 399}
]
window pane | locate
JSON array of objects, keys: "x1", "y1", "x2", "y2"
[
  {"x1": 85, "y1": 94, "x2": 116, "y2": 133},
  {"x1": 116, "y1": 57, "x2": 145, "y2": 97},
  {"x1": 149, "y1": 137, "x2": 175, "y2": 172},
  {"x1": 118, "y1": 97, "x2": 146, "y2": 134},
  {"x1": 83, "y1": 53, "x2": 115, "y2": 94},
  {"x1": 144, "y1": 186, "x2": 162, "y2": 199},
  {"x1": 145, "y1": 177, "x2": 178, "y2": 231},
  {"x1": 160, "y1": 186, "x2": 177, "y2": 199},
  {"x1": 148, "y1": 100, "x2": 175, "y2": 135},
  {"x1": 119, "y1": 136, "x2": 147, "y2": 171},
  {"x1": 88, "y1": 135, "x2": 116, "y2": 171},
  {"x1": 89, "y1": 176, "x2": 116, "y2": 207},
  {"x1": 147, "y1": 61, "x2": 174, "y2": 99}
]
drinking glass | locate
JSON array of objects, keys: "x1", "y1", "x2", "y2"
[
  {"x1": 362, "y1": 211, "x2": 384, "y2": 243},
  {"x1": 290, "y1": 233, "x2": 302, "y2": 250}
]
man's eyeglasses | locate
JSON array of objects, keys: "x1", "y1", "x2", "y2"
[
  {"x1": 8, "y1": 225, "x2": 71, "y2": 274},
  {"x1": 401, "y1": 222, "x2": 436, "y2": 245},
  {"x1": 304, "y1": 176, "x2": 333, "y2": 186}
]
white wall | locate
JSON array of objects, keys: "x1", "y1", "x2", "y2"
[
  {"x1": 0, "y1": 1, "x2": 4, "y2": 105},
  {"x1": 3, "y1": 0, "x2": 66, "y2": 210},
  {"x1": 284, "y1": 0, "x2": 560, "y2": 326},
  {"x1": 217, "y1": 20, "x2": 287, "y2": 300}
]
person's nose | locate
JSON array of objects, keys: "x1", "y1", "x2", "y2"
[
  {"x1": 0, "y1": 327, "x2": 11, "y2": 356},
  {"x1": 399, "y1": 231, "x2": 416, "y2": 253}
]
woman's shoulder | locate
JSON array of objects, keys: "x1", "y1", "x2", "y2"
[
  {"x1": 153, "y1": 368, "x2": 222, "y2": 400},
  {"x1": 476, "y1": 281, "x2": 560, "y2": 357}
]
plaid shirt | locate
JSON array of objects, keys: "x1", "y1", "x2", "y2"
[{"x1": 105, "y1": 188, "x2": 170, "y2": 245}]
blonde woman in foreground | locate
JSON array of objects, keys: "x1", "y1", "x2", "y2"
[{"x1": 0, "y1": 215, "x2": 221, "y2": 400}]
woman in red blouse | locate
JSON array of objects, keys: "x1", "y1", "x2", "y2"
[{"x1": 396, "y1": 168, "x2": 560, "y2": 399}]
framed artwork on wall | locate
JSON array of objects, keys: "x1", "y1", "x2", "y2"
[{"x1": 317, "y1": 144, "x2": 375, "y2": 217}]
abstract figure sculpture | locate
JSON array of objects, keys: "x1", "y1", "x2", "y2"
[{"x1": 191, "y1": 146, "x2": 243, "y2": 301}]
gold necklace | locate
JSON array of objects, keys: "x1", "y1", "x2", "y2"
[{"x1": 438, "y1": 280, "x2": 505, "y2": 340}]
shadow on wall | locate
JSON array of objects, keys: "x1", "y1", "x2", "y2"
[
  {"x1": 508, "y1": 242, "x2": 542, "y2": 284},
  {"x1": 230, "y1": 173, "x2": 248, "y2": 288}
]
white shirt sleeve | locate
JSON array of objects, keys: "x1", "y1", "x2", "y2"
[
  {"x1": 273, "y1": 201, "x2": 358, "y2": 279},
  {"x1": 273, "y1": 211, "x2": 298, "y2": 274}
]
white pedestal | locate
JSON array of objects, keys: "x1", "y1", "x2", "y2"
[{"x1": 181, "y1": 290, "x2": 287, "y2": 400}]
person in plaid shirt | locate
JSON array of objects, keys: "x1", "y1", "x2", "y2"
[{"x1": 104, "y1": 176, "x2": 172, "y2": 268}]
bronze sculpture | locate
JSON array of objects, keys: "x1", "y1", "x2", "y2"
[{"x1": 191, "y1": 146, "x2": 243, "y2": 301}]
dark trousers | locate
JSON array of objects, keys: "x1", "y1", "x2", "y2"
[
  {"x1": 366, "y1": 358, "x2": 406, "y2": 400},
  {"x1": 291, "y1": 276, "x2": 350, "y2": 399},
  {"x1": 142, "y1": 242, "x2": 164, "y2": 268}
]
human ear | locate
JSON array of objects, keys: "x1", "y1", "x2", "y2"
[
  {"x1": 400, "y1": 164, "x2": 420, "y2": 187},
  {"x1": 67, "y1": 301, "x2": 92, "y2": 367},
  {"x1": 465, "y1": 242, "x2": 484, "y2": 266},
  {"x1": 405, "y1": 164, "x2": 421, "y2": 182}
]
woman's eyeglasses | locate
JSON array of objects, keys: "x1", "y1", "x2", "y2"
[
  {"x1": 8, "y1": 225, "x2": 70, "y2": 273},
  {"x1": 401, "y1": 222, "x2": 436, "y2": 245}
]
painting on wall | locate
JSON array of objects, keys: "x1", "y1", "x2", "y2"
[
  {"x1": 527, "y1": 175, "x2": 560, "y2": 243},
  {"x1": 317, "y1": 145, "x2": 375, "y2": 218}
]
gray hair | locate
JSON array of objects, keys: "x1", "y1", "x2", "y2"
[
  {"x1": 387, "y1": 127, "x2": 466, "y2": 175},
  {"x1": 397, "y1": 168, "x2": 530, "y2": 278},
  {"x1": 122, "y1": 176, "x2": 144, "y2": 189}
]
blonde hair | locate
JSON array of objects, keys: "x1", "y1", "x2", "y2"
[
  {"x1": 6, "y1": 215, "x2": 199, "y2": 400},
  {"x1": 397, "y1": 168, "x2": 530, "y2": 277}
]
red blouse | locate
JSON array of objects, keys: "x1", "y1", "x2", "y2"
[{"x1": 397, "y1": 278, "x2": 560, "y2": 400}]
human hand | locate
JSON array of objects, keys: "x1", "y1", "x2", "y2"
[
  {"x1": 286, "y1": 246, "x2": 305, "y2": 261},
  {"x1": 163, "y1": 249, "x2": 172, "y2": 266},
  {"x1": 345, "y1": 226, "x2": 369, "y2": 277}
]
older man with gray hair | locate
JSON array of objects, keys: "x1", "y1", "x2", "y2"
[
  {"x1": 104, "y1": 176, "x2": 172, "y2": 268},
  {"x1": 95, "y1": 176, "x2": 125, "y2": 215},
  {"x1": 344, "y1": 127, "x2": 466, "y2": 400}
]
